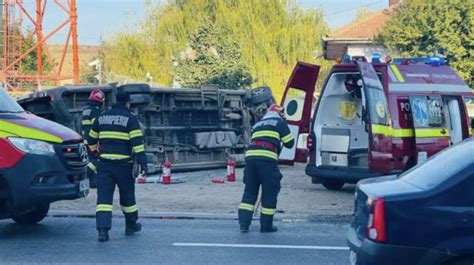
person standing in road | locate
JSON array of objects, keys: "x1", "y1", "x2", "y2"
[
  {"x1": 81, "y1": 89, "x2": 105, "y2": 188},
  {"x1": 238, "y1": 104, "x2": 295, "y2": 233},
  {"x1": 87, "y1": 91, "x2": 148, "y2": 242}
]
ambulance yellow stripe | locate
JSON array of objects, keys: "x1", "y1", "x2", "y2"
[
  {"x1": 390, "y1": 65, "x2": 405, "y2": 83},
  {"x1": 371, "y1": 124, "x2": 415, "y2": 138},
  {"x1": 415, "y1": 128, "x2": 450, "y2": 138},
  {"x1": 0, "y1": 120, "x2": 63, "y2": 143}
]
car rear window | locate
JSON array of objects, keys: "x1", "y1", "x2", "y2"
[{"x1": 400, "y1": 140, "x2": 474, "y2": 189}]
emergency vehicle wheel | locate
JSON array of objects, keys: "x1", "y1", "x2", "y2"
[
  {"x1": 12, "y1": 203, "x2": 50, "y2": 225},
  {"x1": 322, "y1": 181, "x2": 344, "y2": 191}
]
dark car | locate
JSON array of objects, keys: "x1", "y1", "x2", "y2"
[{"x1": 348, "y1": 139, "x2": 474, "y2": 265}]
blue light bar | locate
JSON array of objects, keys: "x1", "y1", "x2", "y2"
[
  {"x1": 392, "y1": 56, "x2": 446, "y2": 66},
  {"x1": 371, "y1": 53, "x2": 382, "y2": 63},
  {"x1": 342, "y1": 54, "x2": 352, "y2": 63}
]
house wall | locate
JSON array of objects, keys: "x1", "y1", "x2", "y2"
[{"x1": 347, "y1": 44, "x2": 390, "y2": 61}]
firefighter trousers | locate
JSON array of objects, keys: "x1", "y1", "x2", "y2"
[
  {"x1": 238, "y1": 159, "x2": 282, "y2": 229},
  {"x1": 96, "y1": 161, "x2": 138, "y2": 230}
]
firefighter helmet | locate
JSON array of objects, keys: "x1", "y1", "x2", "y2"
[
  {"x1": 89, "y1": 89, "x2": 105, "y2": 103},
  {"x1": 268, "y1": 104, "x2": 285, "y2": 119}
]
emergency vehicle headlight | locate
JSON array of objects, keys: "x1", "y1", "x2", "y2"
[{"x1": 8, "y1": 137, "x2": 55, "y2": 155}]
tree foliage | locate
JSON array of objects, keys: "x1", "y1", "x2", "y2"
[
  {"x1": 102, "y1": 0, "x2": 330, "y2": 100},
  {"x1": 378, "y1": 0, "x2": 474, "y2": 85},
  {"x1": 174, "y1": 23, "x2": 253, "y2": 89}
]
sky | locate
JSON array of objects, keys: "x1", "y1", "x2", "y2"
[{"x1": 23, "y1": 0, "x2": 388, "y2": 45}]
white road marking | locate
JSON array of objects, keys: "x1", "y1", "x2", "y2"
[{"x1": 173, "y1": 243, "x2": 349, "y2": 250}]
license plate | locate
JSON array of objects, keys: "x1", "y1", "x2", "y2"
[
  {"x1": 349, "y1": 250, "x2": 357, "y2": 265},
  {"x1": 79, "y1": 179, "x2": 90, "y2": 192}
]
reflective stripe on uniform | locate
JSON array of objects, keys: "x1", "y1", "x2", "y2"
[
  {"x1": 281, "y1": 134, "x2": 293, "y2": 143},
  {"x1": 261, "y1": 207, "x2": 276, "y2": 215},
  {"x1": 245, "y1": 150, "x2": 278, "y2": 160},
  {"x1": 96, "y1": 204, "x2": 113, "y2": 212},
  {"x1": 129, "y1": 129, "x2": 143, "y2": 138},
  {"x1": 239, "y1": 203, "x2": 254, "y2": 212},
  {"x1": 99, "y1": 131, "x2": 130, "y2": 140},
  {"x1": 251, "y1": 130, "x2": 280, "y2": 140},
  {"x1": 89, "y1": 129, "x2": 99, "y2": 139},
  {"x1": 82, "y1": 119, "x2": 92, "y2": 125},
  {"x1": 121, "y1": 204, "x2": 138, "y2": 213},
  {"x1": 87, "y1": 162, "x2": 97, "y2": 173},
  {"x1": 415, "y1": 128, "x2": 450, "y2": 138},
  {"x1": 133, "y1": 144, "x2": 145, "y2": 153},
  {"x1": 100, "y1": 153, "x2": 131, "y2": 160}
]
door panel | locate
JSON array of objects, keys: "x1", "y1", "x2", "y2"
[
  {"x1": 409, "y1": 95, "x2": 450, "y2": 164},
  {"x1": 279, "y1": 62, "x2": 320, "y2": 165},
  {"x1": 464, "y1": 96, "x2": 474, "y2": 137},
  {"x1": 356, "y1": 61, "x2": 393, "y2": 173},
  {"x1": 443, "y1": 97, "x2": 463, "y2": 145}
]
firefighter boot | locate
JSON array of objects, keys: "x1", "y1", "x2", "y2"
[
  {"x1": 260, "y1": 226, "x2": 278, "y2": 233},
  {"x1": 260, "y1": 214, "x2": 278, "y2": 233},
  {"x1": 125, "y1": 222, "x2": 142, "y2": 236},
  {"x1": 98, "y1": 229, "x2": 109, "y2": 242},
  {"x1": 240, "y1": 224, "x2": 250, "y2": 233}
]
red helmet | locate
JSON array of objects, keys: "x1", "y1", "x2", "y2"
[{"x1": 89, "y1": 89, "x2": 105, "y2": 103}]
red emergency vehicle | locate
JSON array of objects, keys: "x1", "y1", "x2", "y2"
[{"x1": 279, "y1": 55, "x2": 474, "y2": 190}]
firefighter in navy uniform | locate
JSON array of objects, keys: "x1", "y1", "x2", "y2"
[
  {"x1": 81, "y1": 89, "x2": 105, "y2": 188},
  {"x1": 238, "y1": 104, "x2": 294, "y2": 233},
  {"x1": 87, "y1": 91, "x2": 147, "y2": 242}
]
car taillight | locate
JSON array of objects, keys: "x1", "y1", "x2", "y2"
[
  {"x1": 0, "y1": 138, "x2": 25, "y2": 169},
  {"x1": 367, "y1": 198, "x2": 386, "y2": 242}
]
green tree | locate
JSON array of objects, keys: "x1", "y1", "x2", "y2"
[
  {"x1": 0, "y1": 28, "x2": 50, "y2": 75},
  {"x1": 102, "y1": 0, "x2": 329, "y2": 100},
  {"x1": 175, "y1": 23, "x2": 253, "y2": 89},
  {"x1": 378, "y1": 0, "x2": 474, "y2": 86}
]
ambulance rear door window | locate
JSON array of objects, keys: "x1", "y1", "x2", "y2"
[{"x1": 410, "y1": 96, "x2": 445, "y2": 128}]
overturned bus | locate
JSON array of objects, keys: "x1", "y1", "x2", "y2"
[{"x1": 17, "y1": 84, "x2": 275, "y2": 173}]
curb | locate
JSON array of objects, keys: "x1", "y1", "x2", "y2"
[{"x1": 47, "y1": 211, "x2": 352, "y2": 224}]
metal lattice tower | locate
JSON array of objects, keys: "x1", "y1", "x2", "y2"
[{"x1": 0, "y1": 0, "x2": 79, "y2": 91}]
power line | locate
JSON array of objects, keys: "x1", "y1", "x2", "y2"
[{"x1": 324, "y1": 0, "x2": 385, "y2": 16}]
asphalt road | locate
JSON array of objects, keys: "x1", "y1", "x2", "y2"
[{"x1": 0, "y1": 217, "x2": 351, "y2": 265}]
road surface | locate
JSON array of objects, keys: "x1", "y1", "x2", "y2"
[{"x1": 0, "y1": 216, "x2": 351, "y2": 265}]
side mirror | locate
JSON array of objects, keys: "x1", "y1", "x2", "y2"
[{"x1": 470, "y1": 118, "x2": 474, "y2": 129}]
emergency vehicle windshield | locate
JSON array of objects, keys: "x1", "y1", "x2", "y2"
[{"x1": 0, "y1": 87, "x2": 25, "y2": 113}]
